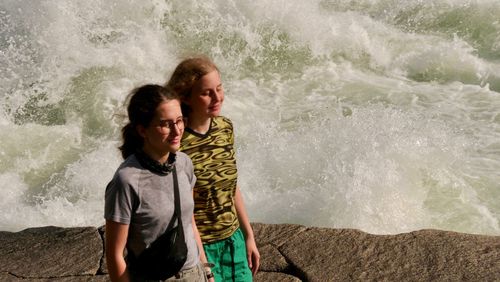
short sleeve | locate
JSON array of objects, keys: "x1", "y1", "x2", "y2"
[
  {"x1": 187, "y1": 159, "x2": 197, "y2": 190},
  {"x1": 226, "y1": 117, "x2": 235, "y2": 145},
  {"x1": 104, "y1": 175, "x2": 135, "y2": 224}
]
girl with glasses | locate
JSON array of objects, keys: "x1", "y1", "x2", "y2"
[{"x1": 104, "y1": 84, "x2": 214, "y2": 282}]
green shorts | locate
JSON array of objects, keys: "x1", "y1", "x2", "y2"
[{"x1": 203, "y1": 228, "x2": 252, "y2": 282}]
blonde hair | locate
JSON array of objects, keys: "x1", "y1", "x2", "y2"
[{"x1": 166, "y1": 56, "x2": 219, "y2": 115}]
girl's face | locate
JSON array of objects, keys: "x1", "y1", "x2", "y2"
[
  {"x1": 185, "y1": 70, "x2": 224, "y2": 118},
  {"x1": 139, "y1": 99, "x2": 184, "y2": 158}
]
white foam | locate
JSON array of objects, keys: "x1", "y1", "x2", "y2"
[{"x1": 1, "y1": 0, "x2": 499, "y2": 235}]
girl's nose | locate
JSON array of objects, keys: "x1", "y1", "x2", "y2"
[
  {"x1": 212, "y1": 91, "x2": 222, "y2": 101},
  {"x1": 170, "y1": 123, "x2": 182, "y2": 135}
]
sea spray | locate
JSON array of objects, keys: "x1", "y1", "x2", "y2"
[{"x1": 0, "y1": 0, "x2": 499, "y2": 235}]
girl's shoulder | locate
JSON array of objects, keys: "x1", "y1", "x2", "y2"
[
  {"x1": 106, "y1": 155, "x2": 144, "y2": 196},
  {"x1": 214, "y1": 115, "x2": 233, "y2": 127},
  {"x1": 113, "y1": 155, "x2": 144, "y2": 184},
  {"x1": 174, "y1": 152, "x2": 195, "y2": 179},
  {"x1": 175, "y1": 151, "x2": 192, "y2": 167}
]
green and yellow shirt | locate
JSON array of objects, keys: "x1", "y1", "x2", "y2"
[{"x1": 180, "y1": 116, "x2": 239, "y2": 243}]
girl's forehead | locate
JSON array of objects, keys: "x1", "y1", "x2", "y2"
[
  {"x1": 155, "y1": 99, "x2": 181, "y2": 114},
  {"x1": 198, "y1": 70, "x2": 221, "y2": 86}
]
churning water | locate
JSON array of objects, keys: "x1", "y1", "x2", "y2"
[{"x1": 1, "y1": 0, "x2": 499, "y2": 235}]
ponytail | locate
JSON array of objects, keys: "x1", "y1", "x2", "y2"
[{"x1": 119, "y1": 123, "x2": 142, "y2": 159}]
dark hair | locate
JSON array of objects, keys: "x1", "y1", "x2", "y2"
[
  {"x1": 166, "y1": 56, "x2": 219, "y2": 116},
  {"x1": 119, "y1": 84, "x2": 177, "y2": 159}
]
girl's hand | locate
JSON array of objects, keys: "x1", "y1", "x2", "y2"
[
  {"x1": 246, "y1": 237, "x2": 260, "y2": 275},
  {"x1": 204, "y1": 267, "x2": 215, "y2": 282}
]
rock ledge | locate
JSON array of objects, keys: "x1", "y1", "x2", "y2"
[{"x1": 1, "y1": 223, "x2": 498, "y2": 281}]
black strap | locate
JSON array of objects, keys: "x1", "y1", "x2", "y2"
[
  {"x1": 229, "y1": 239, "x2": 235, "y2": 282},
  {"x1": 154, "y1": 166, "x2": 182, "y2": 235},
  {"x1": 172, "y1": 166, "x2": 182, "y2": 226}
]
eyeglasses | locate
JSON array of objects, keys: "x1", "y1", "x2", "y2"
[{"x1": 158, "y1": 117, "x2": 186, "y2": 134}]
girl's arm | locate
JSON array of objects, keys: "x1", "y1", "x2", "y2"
[
  {"x1": 192, "y1": 216, "x2": 215, "y2": 282},
  {"x1": 105, "y1": 220, "x2": 131, "y2": 282},
  {"x1": 234, "y1": 185, "x2": 260, "y2": 275}
]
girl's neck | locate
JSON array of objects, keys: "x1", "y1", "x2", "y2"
[
  {"x1": 142, "y1": 146, "x2": 169, "y2": 164},
  {"x1": 188, "y1": 114, "x2": 212, "y2": 135}
]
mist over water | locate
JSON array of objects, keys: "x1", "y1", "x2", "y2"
[{"x1": 1, "y1": 0, "x2": 499, "y2": 235}]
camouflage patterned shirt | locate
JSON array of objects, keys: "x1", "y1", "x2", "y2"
[{"x1": 180, "y1": 116, "x2": 239, "y2": 243}]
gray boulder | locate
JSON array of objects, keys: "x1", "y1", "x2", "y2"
[
  {"x1": 0, "y1": 226, "x2": 104, "y2": 281},
  {"x1": 252, "y1": 223, "x2": 500, "y2": 281},
  {"x1": 0, "y1": 223, "x2": 499, "y2": 281}
]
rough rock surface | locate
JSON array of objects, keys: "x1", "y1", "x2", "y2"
[
  {"x1": 0, "y1": 223, "x2": 499, "y2": 281},
  {"x1": 0, "y1": 226, "x2": 103, "y2": 281}
]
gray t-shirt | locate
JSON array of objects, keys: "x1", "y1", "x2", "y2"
[{"x1": 104, "y1": 152, "x2": 199, "y2": 270}]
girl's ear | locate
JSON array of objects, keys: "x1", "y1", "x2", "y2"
[{"x1": 136, "y1": 124, "x2": 147, "y2": 139}]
